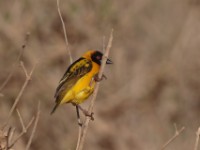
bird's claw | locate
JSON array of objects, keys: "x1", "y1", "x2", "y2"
[
  {"x1": 84, "y1": 111, "x2": 94, "y2": 121},
  {"x1": 94, "y1": 74, "x2": 107, "y2": 82}
]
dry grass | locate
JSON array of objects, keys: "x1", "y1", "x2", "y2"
[{"x1": 1, "y1": 0, "x2": 200, "y2": 149}]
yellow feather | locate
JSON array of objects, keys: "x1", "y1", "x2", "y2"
[{"x1": 60, "y1": 61, "x2": 99, "y2": 104}]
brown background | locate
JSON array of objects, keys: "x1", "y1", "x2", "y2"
[{"x1": 0, "y1": 0, "x2": 200, "y2": 150}]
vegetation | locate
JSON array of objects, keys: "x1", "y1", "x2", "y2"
[{"x1": 0, "y1": 0, "x2": 200, "y2": 149}]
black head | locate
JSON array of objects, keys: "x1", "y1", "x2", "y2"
[{"x1": 91, "y1": 51, "x2": 113, "y2": 65}]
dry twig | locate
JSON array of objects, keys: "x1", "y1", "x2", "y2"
[
  {"x1": 25, "y1": 101, "x2": 40, "y2": 150},
  {"x1": 3, "y1": 62, "x2": 37, "y2": 128},
  {"x1": 8, "y1": 117, "x2": 35, "y2": 149},
  {"x1": 56, "y1": 0, "x2": 73, "y2": 64},
  {"x1": 16, "y1": 109, "x2": 26, "y2": 132},
  {"x1": 0, "y1": 130, "x2": 7, "y2": 150},
  {"x1": 0, "y1": 33, "x2": 30, "y2": 92},
  {"x1": 76, "y1": 29, "x2": 113, "y2": 150},
  {"x1": 194, "y1": 127, "x2": 200, "y2": 150},
  {"x1": 7, "y1": 127, "x2": 15, "y2": 147},
  {"x1": 56, "y1": 1, "x2": 81, "y2": 149},
  {"x1": 5, "y1": 103, "x2": 39, "y2": 150},
  {"x1": 5, "y1": 127, "x2": 12, "y2": 150},
  {"x1": 160, "y1": 124, "x2": 185, "y2": 150}
]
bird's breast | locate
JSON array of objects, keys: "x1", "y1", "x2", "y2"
[{"x1": 72, "y1": 62, "x2": 100, "y2": 99}]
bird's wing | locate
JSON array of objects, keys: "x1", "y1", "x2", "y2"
[{"x1": 54, "y1": 57, "x2": 92, "y2": 103}]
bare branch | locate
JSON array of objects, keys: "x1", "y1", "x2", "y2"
[
  {"x1": 0, "y1": 130, "x2": 7, "y2": 150},
  {"x1": 5, "y1": 127, "x2": 12, "y2": 150},
  {"x1": 25, "y1": 101, "x2": 40, "y2": 150},
  {"x1": 194, "y1": 127, "x2": 200, "y2": 150},
  {"x1": 20, "y1": 61, "x2": 28, "y2": 78},
  {"x1": 2, "y1": 62, "x2": 37, "y2": 128},
  {"x1": 0, "y1": 32, "x2": 30, "y2": 92},
  {"x1": 160, "y1": 126, "x2": 185, "y2": 150},
  {"x1": 76, "y1": 29, "x2": 113, "y2": 150},
  {"x1": 8, "y1": 117, "x2": 35, "y2": 149},
  {"x1": 8, "y1": 127, "x2": 15, "y2": 145},
  {"x1": 16, "y1": 109, "x2": 26, "y2": 132},
  {"x1": 56, "y1": 0, "x2": 73, "y2": 64}
]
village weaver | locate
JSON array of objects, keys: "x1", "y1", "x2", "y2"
[{"x1": 51, "y1": 50, "x2": 112, "y2": 118}]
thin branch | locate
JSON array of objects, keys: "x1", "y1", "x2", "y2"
[
  {"x1": 5, "y1": 127, "x2": 12, "y2": 150},
  {"x1": 9, "y1": 62, "x2": 36, "y2": 116},
  {"x1": 2, "y1": 62, "x2": 37, "y2": 128},
  {"x1": 76, "y1": 29, "x2": 113, "y2": 150},
  {"x1": 0, "y1": 32, "x2": 30, "y2": 92},
  {"x1": 56, "y1": 0, "x2": 73, "y2": 64},
  {"x1": 25, "y1": 101, "x2": 40, "y2": 150},
  {"x1": 20, "y1": 61, "x2": 29, "y2": 78},
  {"x1": 160, "y1": 125, "x2": 185, "y2": 150},
  {"x1": 194, "y1": 127, "x2": 200, "y2": 150},
  {"x1": 8, "y1": 117, "x2": 35, "y2": 149},
  {"x1": 8, "y1": 127, "x2": 15, "y2": 145},
  {"x1": 16, "y1": 109, "x2": 26, "y2": 132}
]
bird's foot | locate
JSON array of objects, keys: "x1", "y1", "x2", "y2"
[
  {"x1": 74, "y1": 104, "x2": 94, "y2": 121},
  {"x1": 94, "y1": 74, "x2": 107, "y2": 82},
  {"x1": 82, "y1": 110, "x2": 94, "y2": 121}
]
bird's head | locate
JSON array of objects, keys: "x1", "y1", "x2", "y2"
[{"x1": 83, "y1": 50, "x2": 113, "y2": 65}]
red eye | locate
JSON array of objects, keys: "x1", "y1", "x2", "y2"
[{"x1": 96, "y1": 56, "x2": 101, "y2": 60}]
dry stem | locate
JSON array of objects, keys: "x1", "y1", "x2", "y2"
[
  {"x1": 8, "y1": 127, "x2": 15, "y2": 147},
  {"x1": 5, "y1": 127, "x2": 12, "y2": 150},
  {"x1": 160, "y1": 124, "x2": 185, "y2": 150},
  {"x1": 194, "y1": 127, "x2": 200, "y2": 150},
  {"x1": 25, "y1": 101, "x2": 40, "y2": 150},
  {"x1": 8, "y1": 117, "x2": 35, "y2": 149},
  {"x1": 16, "y1": 109, "x2": 26, "y2": 132},
  {"x1": 56, "y1": 0, "x2": 73, "y2": 64},
  {"x1": 75, "y1": 29, "x2": 113, "y2": 150},
  {"x1": 0, "y1": 32, "x2": 30, "y2": 92},
  {"x1": 6, "y1": 103, "x2": 40, "y2": 150},
  {"x1": 56, "y1": 1, "x2": 83, "y2": 149},
  {"x1": 3, "y1": 62, "x2": 37, "y2": 128}
]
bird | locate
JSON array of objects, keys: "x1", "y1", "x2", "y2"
[{"x1": 51, "y1": 50, "x2": 112, "y2": 116}]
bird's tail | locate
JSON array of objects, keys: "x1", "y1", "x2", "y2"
[{"x1": 50, "y1": 103, "x2": 59, "y2": 115}]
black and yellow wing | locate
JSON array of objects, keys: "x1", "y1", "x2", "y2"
[{"x1": 51, "y1": 57, "x2": 92, "y2": 114}]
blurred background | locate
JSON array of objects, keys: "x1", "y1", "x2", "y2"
[{"x1": 0, "y1": 0, "x2": 200, "y2": 149}]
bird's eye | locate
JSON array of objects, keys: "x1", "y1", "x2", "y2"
[{"x1": 96, "y1": 56, "x2": 101, "y2": 60}]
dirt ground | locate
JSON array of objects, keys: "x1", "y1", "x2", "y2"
[{"x1": 0, "y1": 0, "x2": 200, "y2": 150}]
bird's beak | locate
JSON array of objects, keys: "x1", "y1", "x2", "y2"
[{"x1": 106, "y1": 58, "x2": 113, "y2": 64}]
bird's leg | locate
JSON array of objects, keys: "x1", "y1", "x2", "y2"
[
  {"x1": 78, "y1": 104, "x2": 94, "y2": 121},
  {"x1": 75, "y1": 105, "x2": 83, "y2": 127},
  {"x1": 94, "y1": 74, "x2": 107, "y2": 82},
  {"x1": 73, "y1": 104, "x2": 94, "y2": 121}
]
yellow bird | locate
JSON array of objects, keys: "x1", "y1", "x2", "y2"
[{"x1": 51, "y1": 50, "x2": 112, "y2": 115}]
